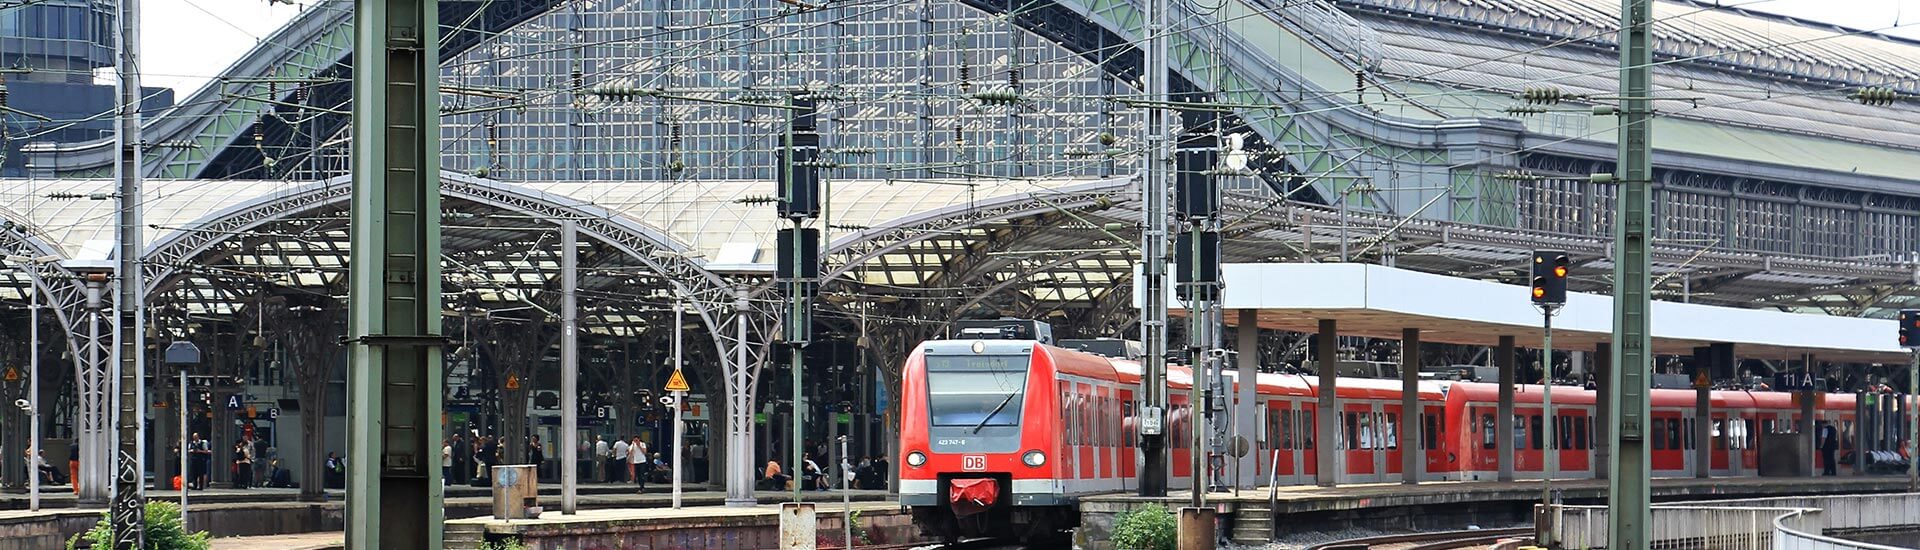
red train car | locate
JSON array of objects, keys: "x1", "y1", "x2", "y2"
[{"x1": 900, "y1": 338, "x2": 1910, "y2": 540}]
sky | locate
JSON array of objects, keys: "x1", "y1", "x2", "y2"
[{"x1": 137, "y1": 0, "x2": 1920, "y2": 97}]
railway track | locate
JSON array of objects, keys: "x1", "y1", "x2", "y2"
[{"x1": 1306, "y1": 527, "x2": 1533, "y2": 550}]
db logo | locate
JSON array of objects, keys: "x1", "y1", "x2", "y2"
[{"x1": 962, "y1": 455, "x2": 987, "y2": 471}]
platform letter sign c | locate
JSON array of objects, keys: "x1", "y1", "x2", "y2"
[{"x1": 963, "y1": 455, "x2": 987, "y2": 471}]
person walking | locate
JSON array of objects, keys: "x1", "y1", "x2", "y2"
[
  {"x1": 688, "y1": 440, "x2": 708, "y2": 483},
  {"x1": 441, "y1": 439, "x2": 453, "y2": 484},
  {"x1": 527, "y1": 435, "x2": 546, "y2": 475},
  {"x1": 593, "y1": 435, "x2": 610, "y2": 482},
  {"x1": 449, "y1": 432, "x2": 469, "y2": 485},
  {"x1": 610, "y1": 436, "x2": 630, "y2": 483},
  {"x1": 630, "y1": 436, "x2": 648, "y2": 489},
  {"x1": 479, "y1": 435, "x2": 500, "y2": 483},
  {"x1": 324, "y1": 452, "x2": 345, "y2": 489}
]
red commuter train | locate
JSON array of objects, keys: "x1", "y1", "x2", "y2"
[{"x1": 899, "y1": 339, "x2": 1909, "y2": 541}]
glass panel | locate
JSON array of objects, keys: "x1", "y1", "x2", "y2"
[{"x1": 924, "y1": 354, "x2": 1029, "y2": 427}]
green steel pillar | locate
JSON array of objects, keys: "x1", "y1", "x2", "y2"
[
  {"x1": 1608, "y1": 0, "x2": 1655, "y2": 548},
  {"x1": 346, "y1": 0, "x2": 445, "y2": 545}
]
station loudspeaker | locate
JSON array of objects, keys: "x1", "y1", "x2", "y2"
[
  {"x1": 1175, "y1": 133, "x2": 1219, "y2": 221},
  {"x1": 1529, "y1": 250, "x2": 1569, "y2": 305},
  {"x1": 778, "y1": 131, "x2": 821, "y2": 219},
  {"x1": 777, "y1": 227, "x2": 821, "y2": 299}
]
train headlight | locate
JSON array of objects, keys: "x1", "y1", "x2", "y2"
[
  {"x1": 1022, "y1": 450, "x2": 1046, "y2": 467},
  {"x1": 906, "y1": 451, "x2": 927, "y2": 468}
]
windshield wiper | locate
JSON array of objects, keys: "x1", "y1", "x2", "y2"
[{"x1": 971, "y1": 393, "x2": 1019, "y2": 434}]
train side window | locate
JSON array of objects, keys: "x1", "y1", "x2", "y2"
[
  {"x1": 1653, "y1": 420, "x2": 1666, "y2": 450},
  {"x1": 1574, "y1": 417, "x2": 1588, "y2": 450},
  {"x1": 1513, "y1": 415, "x2": 1526, "y2": 451},
  {"x1": 1423, "y1": 413, "x2": 1437, "y2": 451},
  {"x1": 1482, "y1": 414, "x2": 1496, "y2": 449},
  {"x1": 1385, "y1": 412, "x2": 1398, "y2": 449},
  {"x1": 1122, "y1": 400, "x2": 1135, "y2": 448},
  {"x1": 1685, "y1": 418, "x2": 1695, "y2": 450},
  {"x1": 1065, "y1": 391, "x2": 1077, "y2": 446},
  {"x1": 1302, "y1": 410, "x2": 1315, "y2": 450},
  {"x1": 1342, "y1": 412, "x2": 1356, "y2": 450},
  {"x1": 1529, "y1": 415, "x2": 1543, "y2": 450}
]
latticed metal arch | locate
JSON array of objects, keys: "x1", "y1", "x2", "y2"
[
  {"x1": 138, "y1": 173, "x2": 740, "y2": 356},
  {"x1": 824, "y1": 178, "x2": 1135, "y2": 279}
]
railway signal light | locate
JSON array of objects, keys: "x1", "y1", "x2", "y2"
[
  {"x1": 1530, "y1": 250, "x2": 1568, "y2": 305},
  {"x1": 1900, "y1": 309, "x2": 1920, "y2": 348}
]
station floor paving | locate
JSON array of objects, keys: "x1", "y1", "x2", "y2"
[{"x1": 209, "y1": 532, "x2": 343, "y2": 550}]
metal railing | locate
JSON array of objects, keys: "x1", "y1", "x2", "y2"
[{"x1": 1541, "y1": 493, "x2": 1920, "y2": 550}]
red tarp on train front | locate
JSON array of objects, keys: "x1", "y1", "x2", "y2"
[{"x1": 948, "y1": 478, "x2": 998, "y2": 517}]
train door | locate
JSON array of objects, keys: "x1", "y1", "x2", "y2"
[
  {"x1": 1382, "y1": 402, "x2": 1403, "y2": 482},
  {"x1": 1556, "y1": 406, "x2": 1592, "y2": 478},
  {"x1": 1339, "y1": 401, "x2": 1377, "y2": 483},
  {"x1": 1422, "y1": 404, "x2": 1448, "y2": 481},
  {"x1": 1649, "y1": 410, "x2": 1686, "y2": 475},
  {"x1": 1118, "y1": 388, "x2": 1136, "y2": 484},
  {"x1": 1710, "y1": 411, "x2": 1733, "y2": 476},
  {"x1": 1514, "y1": 407, "x2": 1542, "y2": 476},
  {"x1": 1299, "y1": 400, "x2": 1318, "y2": 482},
  {"x1": 1264, "y1": 400, "x2": 1299, "y2": 485}
]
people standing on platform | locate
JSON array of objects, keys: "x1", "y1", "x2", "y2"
[
  {"x1": 479, "y1": 435, "x2": 500, "y2": 483},
  {"x1": 871, "y1": 454, "x2": 889, "y2": 490},
  {"x1": 629, "y1": 436, "x2": 647, "y2": 490},
  {"x1": 651, "y1": 453, "x2": 669, "y2": 484},
  {"x1": 610, "y1": 436, "x2": 630, "y2": 483},
  {"x1": 1819, "y1": 422, "x2": 1840, "y2": 475},
  {"x1": 594, "y1": 435, "x2": 611, "y2": 482},
  {"x1": 325, "y1": 452, "x2": 346, "y2": 489},
  {"x1": 453, "y1": 432, "x2": 472, "y2": 485},
  {"x1": 528, "y1": 435, "x2": 546, "y2": 470},
  {"x1": 188, "y1": 433, "x2": 212, "y2": 490},
  {"x1": 233, "y1": 439, "x2": 254, "y2": 489}
]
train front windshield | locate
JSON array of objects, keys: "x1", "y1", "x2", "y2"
[{"x1": 926, "y1": 354, "x2": 1030, "y2": 428}]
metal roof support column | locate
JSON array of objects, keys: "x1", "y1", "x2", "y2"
[
  {"x1": 561, "y1": 220, "x2": 579, "y2": 514},
  {"x1": 1315, "y1": 319, "x2": 1337, "y2": 487},
  {"x1": 1800, "y1": 354, "x2": 1817, "y2": 477},
  {"x1": 108, "y1": 0, "x2": 148, "y2": 539},
  {"x1": 1235, "y1": 310, "x2": 1258, "y2": 490},
  {"x1": 1694, "y1": 370, "x2": 1709, "y2": 478},
  {"x1": 345, "y1": 0, "x2": 445, "y2": 544},
  {"x1": 1137, "y1": 0, "x2": 1172, "y2": 499},
  {"x1": 1400, "y1": 328, "x2": 1420, "y2": 485},
  {"x1": 725, "y1": 291, "x2": 758, "y2": 507},
  {"x1": 1609, "y1": 0, "x2": 1655, "y2": 547},
  {"x1": 1497, "y1": 335, "x2": 1515, "y2": 483}
]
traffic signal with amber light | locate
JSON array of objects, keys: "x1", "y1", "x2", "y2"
[
  {"x1": 1900, "y1": 309, "x2": 1920, "y2": 348},
  {"x1": 1530, "y1": 250, "x2": 1569, "y2": 305}
]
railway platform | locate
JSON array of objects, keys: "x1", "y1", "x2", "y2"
[
  {"x1": 443, "y1": 500, "x2": 922, "y2": 550},
  {"x1": 1076, "y1": 475, "x2": 1918, "y2": 547}
]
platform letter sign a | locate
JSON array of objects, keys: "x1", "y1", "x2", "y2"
[{"x1": 226, "y1": 395, "x2": 243, "y2": 411}]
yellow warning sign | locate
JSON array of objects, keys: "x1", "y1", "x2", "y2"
[
  {"x1": 1693, "y1": 371, "x2": 1710, "y2": 390},
  {"x1": 505, "y1": 374, "x2": 521, "y2": 391},
  {"x1": 2, "y1": 367, "x2": 16, "y2": 382},
  {"x1": 664, "y1": 369, "x2": 691, "y2": 393}
]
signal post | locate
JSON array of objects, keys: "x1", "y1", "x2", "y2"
[{"x1": 1529, "y1": 251, "x2": 1567, "y2": 540}]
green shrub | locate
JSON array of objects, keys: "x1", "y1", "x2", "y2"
[
  {"x1": 847, "y1": 509, "x2": 870, "y2": 546},
  {"x1": 66, "y1": 500, "x2": 211, "y2": 550},
  {"x1": 1110, "y1": 504, "x2": 1176, "y2": 550},
  {"x1": 479, "y1": 537, "x2": 526, "y2": 550}
]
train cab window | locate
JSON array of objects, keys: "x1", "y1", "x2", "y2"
[
  {"x1": 1529, "y1": 415, "x2": 1543, "y2": 450},
  {"x1": 1342, "y1": 412, "x2": 1357, "y2": 450},
  {"x1": 924, "y1": 354, "x2": 1030, "y2": 430}
]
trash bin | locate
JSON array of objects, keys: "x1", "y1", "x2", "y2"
[{"x1": 492, "y1": 465, "x2": 540, "y2": 519}]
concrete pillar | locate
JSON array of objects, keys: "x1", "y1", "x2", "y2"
[
  {"x1": 1801, "y1": 354, "x2": 1818, "y2": 477},
  {"x1": 1593, "y1": 343, "x2": 1610, "y2": 480},
  {"x1": 1316, "y1": 319, "x2": 1338, "y2": 487},
  {"x1": 1401, "y1": 328, "x2": 1420, "y2": 485},
  {"x1": 1235, "y1": 310, "x2": 1258, "y2": 489},
  {"x1": 1853, "y1": 391, "x2": 1867, "y2": 476},
  {"x1": 1691, "y1": 346, "x2": 1710, "y2": 479},
  {"x1": 1497, "y1": 336, "x2": 1516, "y2": 482}
]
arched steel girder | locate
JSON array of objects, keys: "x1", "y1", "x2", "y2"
[{"x1": 137, "y1": 173, "x2": 741, "y2": 364}]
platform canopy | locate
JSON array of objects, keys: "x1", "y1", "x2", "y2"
[{"x1": 1164, "y1": 263, "x2": 1908, "y2": 364}]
